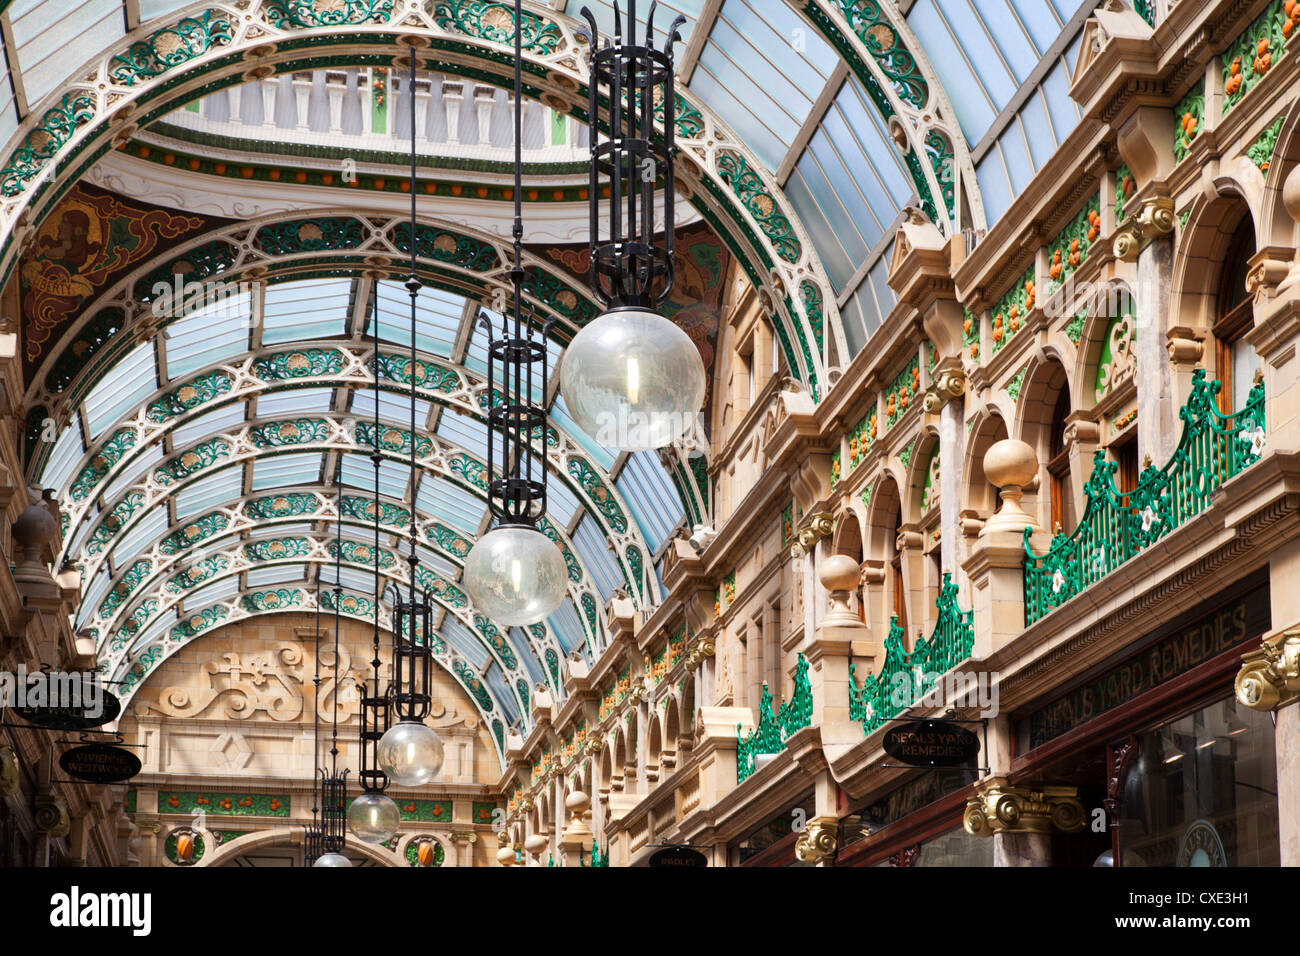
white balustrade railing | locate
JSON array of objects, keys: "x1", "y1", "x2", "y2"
[{"x1": 162, "y1": 68, "x2": 590, "y2": 166}]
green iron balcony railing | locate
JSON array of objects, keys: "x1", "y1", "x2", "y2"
[
  {"x1": 1023, "y1": 368, "x2": 1265, "y2": 626},
  {"x1": 848, "y1": 573, "x2": 976, "y2": 735},
  {"x1": 736, "y1": 654, "x2": 812, "y2": 784}
]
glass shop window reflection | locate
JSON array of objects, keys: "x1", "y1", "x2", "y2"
[{"x1": 1117, "y1": 697, "x2": 1279, "y2": 866}]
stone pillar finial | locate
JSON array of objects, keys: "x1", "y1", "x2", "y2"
[
  {"x1": 819, "y1": 554, "x2": 862, "y2": 627},
  {"x1": 981, "y1": 439, "x2": 1040, "y2": 536},
  {"x1": 11, "y1": 500, "x2": 59, "y2": 595}
]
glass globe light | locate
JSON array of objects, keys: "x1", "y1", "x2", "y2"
[
  {"x1": 347, "y1": 792, "x2": 401, "y2": 844},
  {"x1": 559, "y1": 306, "x2": 706, "y2": 451},
  {"x1": 463, "y1": 526, "x2": 567, "y2": 626},
  {"x1": 377, "y1": 719, "x2": 444, "y2": 787},
  {"x1": 313, "y1": 852, "x2": 352, "y2": 868}
]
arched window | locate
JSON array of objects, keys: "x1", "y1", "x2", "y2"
[
  {"x1": 1216, "y1": 219, "x2": 1260, "y2": 413},
  {"x1": 1047, "y1": 389, "x2": 1073, "y2": 533}
]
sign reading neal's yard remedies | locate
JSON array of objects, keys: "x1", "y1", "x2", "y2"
[
  {"x1": 1022, "y1": 584, "x2": 1269, "y2": 750},
  {"x1": 59, "y1": 744, "x2": 141, "y2": 784},
  {"x1": 883, "y1": 720, "x2": 981, "y2": 768}
]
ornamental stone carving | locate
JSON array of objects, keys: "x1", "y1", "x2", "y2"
[
  {"x1": 0, "y1": 744, "x2": 18, "y2": 796},
  {"x1": 794, "y1": 816, "x2": 839, "y2": 864},
  {"x1": 963, "y1": 777, "x2": 1086, "y2": 837},
  {"x1": 923, "y1": 367, "x2": 967, "y2": 412},
  {"x1": 35, "y1": 793, "x2": 71, "y2": 838},
  {"x1": 790, "y1": 511, "x2": 835, "y2": 557},
  {"x1": 1236, "y1": 628, "x2": 1300, "y2": 712},
  {"x1": 1112, "y1": 197, "x2": 1175, "y2": 261}
]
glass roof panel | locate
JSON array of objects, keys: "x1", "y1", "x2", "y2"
[
  {"x1": 689, "y1": 0, "x2": 834, "y2": 171},
  {"x1": 170, "y1": 403, "x2": 246, "y2": 449},
  {"x1": 320, "y1": 564, "x2": 378, "y2": 594},
  {"x1": 0, "y1": 35, "x2": 18, "y2": 146},
  {"x1": 8, "y1": 0, "x2": 125, "y2": 106},
  {"x1": 247, "y1": 566, "x2": 306, "y2": 588},
  {"x1": 138, "y1": 0, "x2": 197, "y2": 20},
  {"x1": 572, "y1": 515, "x2": 622, "y2": 600},
  {"x1": 372, "y1": 282, "x2": 464, "y2": 358},
  {"x1": 434, "y1": 407, "x2": 489, "y2": 463},
  {"x1": 163, "y1": 293, "x2": 252, "y2": 380},
  {"x1": 257, "y1": 388, "x2": 336, "y2": 418},
  {"x1": 262, "y1": 279, "x2": 352, "y2": 344},
  {"x1": 83, "y1": 342, "x2": 157, "y2": 438},
  {"x1": 103, "y1": 445, "x2": 164, "y2": 503},
  {"x1": 415, "y1": 474, "x2": 482, "y2": 535},
  {"x1": 40, "y1": 415, "x2": 86, "y2": 494},
  {"x1": 484, "y1": 664, "x2": 519, "y2": 725},
  {"x1": 351, "y1": 389, "x2": 430, "y2": 428},
  {"x1": 512, "y1": 628, "x2": 546, "y2": 683},
  {"x1": 252, "y1": 453, "x2": 322, "y2": 491},
  {"x1": 183, "y1": 576, "x2": 240, "y2": 610},
  {"x1": 550, "y1": 395, "x2": 616, "y2": 471},
  {"x1": 340, "y1": 453, "x2": 409, "y2": 500},
  {"x1": 174, "y1": 467, "x2": 243, "y2": 520},
  {"x1": 112, "y1": 506, "x2": 167, "y2": 568},
  {"x1": 130, "y1": 608, "x2": 177, "y2": 656},
  {"x1": 440, "y1": 616, "x2": 489, "y2": 669},
  {"x1": 548, "y1": 599, "x2": 587, "y2": 656},
  {"x1": 615, "y1": 451, "x2": 684, "y2": 552},
  {"x1": 78, "y1": 565, "x2": 111, "y2": 629}
]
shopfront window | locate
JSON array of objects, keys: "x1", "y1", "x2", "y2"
[{"x1": 1117, "y1": 697, "x2": 1278, "y2": 867}]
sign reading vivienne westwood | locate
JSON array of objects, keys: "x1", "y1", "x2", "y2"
[
  {"x1": 883, "y1": 720, "x2": 981, "y2": 767},
  {"x1": 1023, "y1": 585, "x2": 1269, "y2": 749},
  {"x1": 59, "y1": 743, "x2": 141, "y2": 784}
]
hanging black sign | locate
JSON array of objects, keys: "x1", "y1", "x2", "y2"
[
  {"x1": 59, "y1": 744, "x2": 141, "y2": 784},
  {"x1": 648, "y1": 845, "x2": 708, "y2": 868},
  {"x1": 883, "y1": 719, "x2": 981, "y2": 768},
  {"x1": 14, "y1": 689, "x2": 121, "y2": 731}
]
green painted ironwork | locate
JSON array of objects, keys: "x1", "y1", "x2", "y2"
[
  {"x1": 147, "y1": 371, "x2": 233, "y2": 423},
  {"x1": 736, "y1": 655, "x2": 812, "y2": 783},
  {"x1": 0, "y1": 92, "x2": 96, "y2": 197},
  {"x1": 160, "y1": 511, "x2": 230, "y2": 554},
  {"x1": 433, "y1": 0, "x2": 562, "y2": 54},
  {"x1": 253, "y1": 349, "x2": 345, "y2": 380},
  {"x1": 70, "y1": 429, "x2": 137, "y2": 501},
  {"x1": 848, "y1": 573, "x2": 974, "y2": 735},
  {"x1": 1133, "y1": 0, "x2": 1155, "y2": 27},
  {"x1": 256, "y1": 216, "x2": 365, "y2": 254},
  {"x1": 250, "y1": 418, "x2": 330, "y2": 448},
  {"x1": 717, "y1": 151, "x2": 801, "y2": 264},
  {"x1": 265, "y1": 0, "x2": 395, "y2": 27},
  {"x1": 1023, "y1": 369, "x2": 1266, "y2": 626},
  {"x1": 241, "y1": 588, "x2": 305, "y2": 612},
  {"x1": 109, "y1": 10, "x2": 234, "y2": 86},
  {"x1": 154, "y1": 439, "x2": 231, "y2": 484}
]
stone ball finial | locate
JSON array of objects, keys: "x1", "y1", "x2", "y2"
[
  {"x1": 983, "y1": 439, "x2": 1038, "y2": 490},
  {"x1": 12, "y1": 502, "x2": 57, "y2": 552},
  {"x1": 496, "y1": 845, "x2": 517, "y2": 866},
  {"x1": 565, "y1": 790, "x2": 591, "y2": 814},
  {"x1": 1284, "y1": 162, "x2": 1300, "y2": 228},
  {"x1": 819, "y1": 554, "x2": 862, "y2": 592},
  {"x1": 524, "y1": 834, "x2": 548, "y2": 855}
]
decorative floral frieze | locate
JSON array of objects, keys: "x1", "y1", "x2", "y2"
[
  {"x1": 884, "y1": 356, "x2": 921, "y2": 428},
  {"x1": 253, "y1": 349, "x2": 345, "y2": 381},
  {"x1": 70, "y1": 429, "x2": 137, "y2": 501},
  {"x1": 154, "y1": 439, "x2": 230, "y2": 485},
  {"x1": 0, "y1": 93, "x2": 95, "y2": 198},
  {"x1": 432, "y1": 0, "x2": 561, "y2": 53},
  {"x1": 160, "y1": 512, "x2": 229, "y2": 554},
  {"x1": 161, "y1": 792, "x2": 288, "y2": 817},
  {"x1": 1173, "y1": 80, "x2": 1204, "y2": 161},
  {"x1": 963, "y1": 306, "x2": 980, "y2": 361},
  {"x1": 256, "y1": 217, "x2": 365, "y2": 255},
  {"x1": 1247, "y1": 115, "x2": 1286, "y2": 171},
  {"x1": 1046, "y1": 195, "x2": 1100, "y2": 295},
  {"x1": 1222, "y1": 0, "x2": 1291, "y2": 116},
  {"x1": 991, "y1": 267, "x2": 1036, "y2": 355},
  {"x1": 1114, "y1": 164, "x2": 1135, "y2": 221}
]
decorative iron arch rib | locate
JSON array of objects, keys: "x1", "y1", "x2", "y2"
[
  {"x1": 794, "y1": 0, "x2": 985, "y2": 235},
  {"x1": 0, "y1": 0, "x2": 841, "y2": 401},
  {"x1": 109, "y1": 586, "x2": 513, "y2": 767}
]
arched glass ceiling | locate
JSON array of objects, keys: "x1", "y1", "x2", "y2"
[{"x1": 38, "y1": 272, "x2": 689, "y2": 725}]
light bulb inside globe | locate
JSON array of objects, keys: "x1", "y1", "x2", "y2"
[
  {"x1": 559, "y1": 307, "x2": 706, "y2": 451},
  {"x1": 377, "y1": 720, "x2": 444, "y2": 787},
  {"x1": 314, "y1": 852, "x2": 352, "y2": 867},
  {"x1": 464, "y1": 526, "x2": 567, "y2": 626},
  {"x1": 347, "y1": 792, "x2": 401, "y2": 844}
]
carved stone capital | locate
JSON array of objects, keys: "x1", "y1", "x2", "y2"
[
  {"x1": 451, "y1": 830, "x2": 479, "y2": 846},
  {"x1": 923, "y1": 366, "x2": 967, "y2": 412},
  {"x1": 1236, "y1": 628, "x2": 1300, "y2": 712},
  {"x1": 963, "y1": 778, "x2": 1086, "y2": 837},
  {"x1": 794, "y1": 816, "x2": 839, "y2": 864},
  {"x1": 1166, "y1": 325, "x2": 1205, "y2": 365},
  {"x1": 35, "y1": 794, "x2": 71, "y2": 838},
  {"x1": 1245, "y1": 256, "x2": 1292, "y2": 303},
  {"x1": 790, "y1": 511, "x2": 835, "y2": 557},
  {"x1": 1112, "y1": 197, "x2": 1175, "y2": 261}
]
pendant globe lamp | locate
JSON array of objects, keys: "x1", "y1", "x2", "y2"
[
  {"x1": 463, "y1": 0, "x2": 566, "y2": 627},
  {"x1": 560, "y1": 1, "x2": 705, "y2": 452},
  {"x1": 348, "y1": 293, "x2": 401, "y2": 845},
  {"x1": 376, "y1": 45, "x2": 445, "y2": 789}
]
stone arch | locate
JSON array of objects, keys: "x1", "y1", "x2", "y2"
[
  {"x1": 199, "y1": 825, "x2": 399, "y2": 867},
  {"x1": 963, "y1": 410, "x2": 1009, "y2": 519},
  {"x1": 0, "y1": 0, "x2": 842, "y2": 396},
  {"x1": 1173, "y1": 183, "x2": 1259, "y2": 335},
  {"x1": 905, "y1": 425, "x2": 941, "y2": 522},
  {"x1": 1072, "y1": 278, "x2": 1137, "y2": 413},
  {"x1": 1014, "y1": 353, "x2": 1071, "y2": 533},
  {"x1": 1258, "y1": 95, "x2": 1300, "y2": 250},
  {"x1": 645, "y1": 710, "x2": 662, "y2": 783},
  {"x1": 662, "y1": 696, "x2": 680, "y2": 767}
]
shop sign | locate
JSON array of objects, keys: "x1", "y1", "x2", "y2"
[
  {"x1": 59, "y1": 744, "x2": 142, "y2": 784},
  {"x1": 1176, "y1": 819, "x2": 1226, "y2": 867},
  {"x1": 1023, "y1": 585, "x2": 1269, "y2": 749},
  {"x1": 882, "y1": 720, "x2": 980, "y2": 767},
  {"x1": 15, "y1": 689, "x2": 121, "y2": 731},
  {"x1": 648, "y1": 846, "x2": 708, "y2": 868}
]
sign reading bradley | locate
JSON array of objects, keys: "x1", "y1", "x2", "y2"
[{"x1": 883, "y1": 720, "x2": 981, "y2": 768}]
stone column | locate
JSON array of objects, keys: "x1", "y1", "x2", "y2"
[
  {"x1": 1113, "y1": 197, "x2": 1177, "y2": 461},
  {"x1": 963, "y1": 776, "x2": 1085, "y2": 866},
  {"x1": 1236, "y1": 628, "x2": 1300, "y2": 865},
  {"x1": 804, "y1": 555, "x2": 876, "y2": 761}
]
